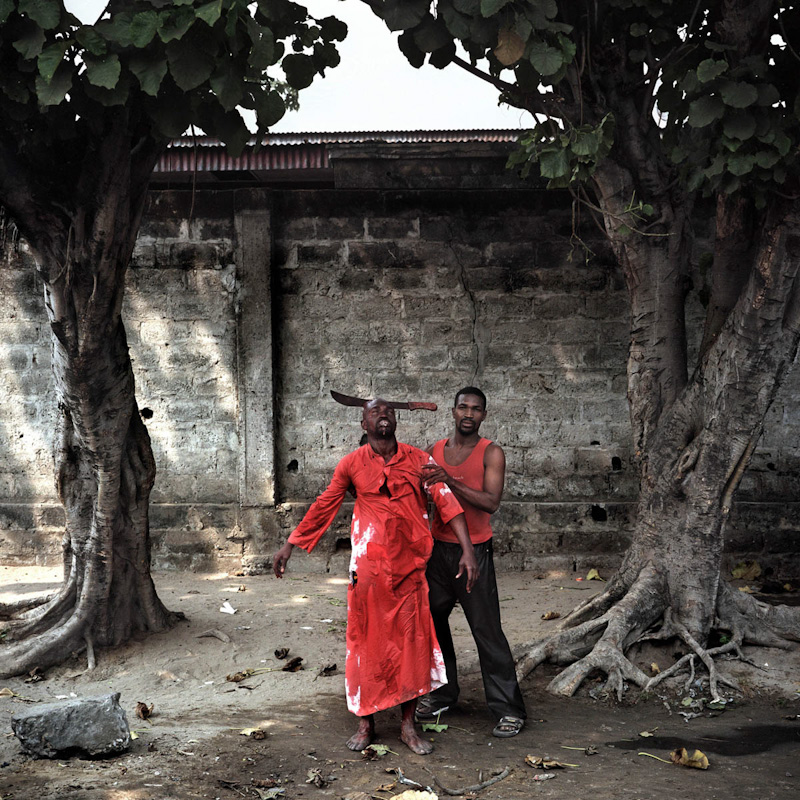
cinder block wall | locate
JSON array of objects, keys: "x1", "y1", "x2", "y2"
[{"x1": 1, "y1": 150, "x2": 798, "y2": 576}]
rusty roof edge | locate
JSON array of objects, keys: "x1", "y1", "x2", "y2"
[{"x1": 164, "y1": 129, "x2": 524, "y2": 148}]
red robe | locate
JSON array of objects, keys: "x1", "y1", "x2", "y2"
[{"x1": 288, "y1": 442, "x2": 464, "y2": 716}]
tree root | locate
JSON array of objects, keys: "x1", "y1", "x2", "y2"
[
  {"x1": 516, "y1": 563, "x2": 800, "y2": 701},
  {"x1": 425, "y1": 766, "x2": 511, "y2": 796}
]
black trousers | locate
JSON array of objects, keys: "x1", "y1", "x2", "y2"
[{"x1": 426, "y1": 539, "x2": 526, "y2": 721}]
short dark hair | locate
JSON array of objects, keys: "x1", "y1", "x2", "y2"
[{"x1": 454, "y1": 386, "x2": 487, "y2": 410}]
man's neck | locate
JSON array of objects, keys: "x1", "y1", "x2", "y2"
[
  {"x1": 451, "y1": 430, "x2": 481, "y2": 448},
  {"x1": 369, "y1": 435, "x2": 398, "y2": 462}
]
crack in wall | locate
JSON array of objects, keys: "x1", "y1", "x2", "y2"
[{"x1": 445, "y1": 222, "x2": 485, "y2": 384}]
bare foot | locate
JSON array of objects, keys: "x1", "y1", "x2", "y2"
[
  {"x1": 346, "y1": 717, "x2": 375, "y2": 751},
  {"x1": 400, "y1": 725, "x2": 434, "y2": 755}
]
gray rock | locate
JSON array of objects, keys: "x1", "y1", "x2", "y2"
[{"x1": 11, "y1": 692, "x2": 131, "y2": 758}]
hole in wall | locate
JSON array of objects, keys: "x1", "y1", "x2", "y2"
[
  {"x1": 590, "y1": 505, "x2": 607, "y2": 522},
  {"x1": 140, "y1": 408, "x2": 154, "y2": 419},
  {"x1": 287, "y1": 459, "x2": 298, "y2": 472},
  {"x1": 335, "y1": 538, "x2": 351, "y2": 552},
  {"x1": 611, "y1": 456, "x2": 622, "y2": 471}
]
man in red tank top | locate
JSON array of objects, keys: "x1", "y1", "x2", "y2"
[{"x1": 419, "y1": 387, "x2": 527, "y2": 737}]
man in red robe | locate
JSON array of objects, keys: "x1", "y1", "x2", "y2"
[{"x1": 273, "y1": 398, "x2": 478, "y2": 754}]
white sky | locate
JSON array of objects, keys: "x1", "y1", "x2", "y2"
[{"x1": 65, "y1": 0, "x2": 530, "y2": 133}]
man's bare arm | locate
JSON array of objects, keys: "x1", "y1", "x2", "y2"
[
  {"x1": 422, "y1": 444, "x2": 505, "y2": 513},
  {"x1": 446, "y1": 512, "x2": 479, "y2": 592}
]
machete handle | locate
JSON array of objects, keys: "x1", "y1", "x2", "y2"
[{"x1": 407, "y1": 402, "x2": 438, "y2": 411}]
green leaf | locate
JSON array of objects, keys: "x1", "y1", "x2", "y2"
[
  {"x1": 75, "y1": 26, "x2": 108, "y2": 56},
  {"x1": 398, "y1": 29, "x2": 426, "y2": 68},
  {"x1": 18, "y1": 0, "x2": 60, "y2": 30},
  {"x1": 147, "y1": 93, "x2": 192, "y2": 137},
  {"x1": 421, "y1": 722, "x2": 449, "y2": 732},
  {"x1": 196, "y1": 0, "x2": 222, "y2": 27},
  {"x1": 319, "y1": 16, "x2": 347, "y2": 42},
  {"x1": 37, "y1": 40, "x2": 69, "y2": 83},
  {"x1": 35, "y1": 64, "x2": 71, "y2": 105},
  {"x1": 440, "y1": 3, "x2": 471, "y2": 39},
  {"x1": 481, "y1": 0, "x2": 513, "y2": 15},
  {"x1": 720, "y1": 80, "x2": 758, "y2": 108},
  {"x1": 414, "y1": 16, "x2": 451, "y2": 52},
  {"x1": 383, "y1": 0, "x2": 428, "y2": 32},
  {"x1": 255, "y1": 89, "x2": 285, "y2": 128},
  {"x1": 722, "y1": 111, "x2": 756, "y2": 140},
  {"x1": 756, "y1": 83, "x2": 780, "y2": 106},
  {"x1": 688, "y1": 95, "x2": 725, "y2": 128},
  {"x1": 312, "y1": 41, "x2": 340, "y2": 71},
  {"x1": 704, "y1": 154, "x2": 725, "y2": 178},
  {"x1": 249, "y1": 25, "x2": 276, "y2": 69},
  {"x1": 754, "y1": 150, "x2": 780, "y2": 169},
  {"x1": 83, "y1": 74, "x2": 130, "y2": 106},
  {"x1": 727, "y1": 153, "x2": 754, "y2": 176},
  {"x1": 529, "y1": 41, "x2": 564, "y2": 76},
  {"x1": 158, "y1": 6, "x2": 196, "y2": 43},
  {"x1": 0, "y1": 71, "x2": 30, "y2": 103},
  {"x1": 13, "y1": 25, "x2": 46, "y2": 59},
  {"x1": 571, "y1": 130, "x2": 599, "y2": 157},
  {"x1": 210, "y1": 67, "x2": 244, "y2": 111},
  {"x1": 129, "y1": 52, "x2": 168, "y2": 96},
  {"x1": 774, "y1": 131, "x2": 791, "y2": 156},
  {"x1": 696, "y1": 58, "x2": 727, "y2": 83},
  {"x1": 130, "y1": 11, "x2": 160, "y2": 47},
  {"x1": 539, "y1": 147, "x2": 570, "y2": 179},
  {"x1": 282, "y1": 53, "x2": 315, "y2": 89},
  {"x1": 0, "y1": 0, "x2": 14, "y2": 24},
  {"x1": 429, "y1": 41, "x2": 455, "y2": 69},
  {"x1": 84, "y1": 54, "x2": 121, "y2": 89},
  {"x1": 166, "y1": 38, "x2": 215, "y2": 91}
]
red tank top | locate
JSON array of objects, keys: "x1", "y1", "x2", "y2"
[{"x1": 430, "y1": 437, "x2": 493, "y2": 545}]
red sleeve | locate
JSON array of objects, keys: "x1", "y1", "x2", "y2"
[
  {"x1": 421, "y1": 451, "x2": 463, "y2": 524},
  {"x1": 288, "y1": 454, "x2": 353, "y2": 553}
]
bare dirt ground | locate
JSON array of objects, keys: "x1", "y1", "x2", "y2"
[{"x1": 1, "y1": 564, "x2": 799, "y2": 800}]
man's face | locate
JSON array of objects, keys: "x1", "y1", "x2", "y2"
[
  {"x1": 361, "y1": 399, "x2": 397, "y2": 439},
  {"x1": 452, "y1": 393, "x2": 486, "y2": 435}
]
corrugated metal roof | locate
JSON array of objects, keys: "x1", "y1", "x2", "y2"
[{"x1": 154, "y1": 130, "x2": 519, "y2": 174}]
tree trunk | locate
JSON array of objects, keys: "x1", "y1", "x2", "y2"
[
  {"x1": 0, "y1": 114, "x2": 177, "y2": 678},
  {"x1": 517, "y1": 196, "x2": 800, "y2": 699}
]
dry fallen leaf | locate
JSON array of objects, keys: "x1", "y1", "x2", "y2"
[
  {"x1": 670, "y1": 747, "x2": 709, "y2": 769},
  {"x1": 282, "y1": 656, "x2": 304, "y2": 672},
  {"x1": 318, "y1": 663, "x2": 338, "y2": 677},
  {"x1": 305, "y1": 768, "x2": 328, "y2": 787},
  {"x1": 389, "y1": 792, "x2": 438, "y2": 800},
  {"x1": 24, "y1": 667, "x2": 45, "y2": 683},
  {"x1": 239, "y1": 727, "x2": 266, "y2": 737},
  {"x1": 226, "y1": 669, "x2": 254, "y2": 683},
  {"x1": 0, "y1": 687, "x2": 16, "y2": 698},
  {"x1": 525, "y1": 755, "x2": 575, "y2": 769},
  {"x1": 585, "y1": 568, "x2": 605, "y2": 581},
  {"x1": 650, "y1": 662, "x2": 661, "y2": 675},
  {"x1": 731, "y1": 560, "x2": 761, "y2": 582},
  {"x1": 135, "y1": 701, "x2": 154, "y2": 720},
  {"x1": 274, "y1": 647, "x2": 290, "y2": 660},
  {"x1": 541, "y1": 611, "x2": 561, "y2": 621}
]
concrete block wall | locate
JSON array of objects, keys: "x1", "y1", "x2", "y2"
[{"x1": 1, "y1": 163, "x2": 799, "y2": 576}]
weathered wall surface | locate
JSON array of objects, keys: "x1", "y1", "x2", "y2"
[{"x1": 1, "y1": 145, "x2": 798, "y2": 576}]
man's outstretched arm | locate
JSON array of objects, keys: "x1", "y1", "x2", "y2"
[{"x1": 422, "y1": 444, "x2": 505, "y2": 513}]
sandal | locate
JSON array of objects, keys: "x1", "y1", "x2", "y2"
[
  {"x1": 414, "y1": 695, "x2": 451, "y2": 721},
  {"x1": 492, "y1": 715, "x2": 524, "y2": 738}
]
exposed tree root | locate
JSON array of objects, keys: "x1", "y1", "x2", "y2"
[
  {"x1": 0, "y1": 593, "x2": 56, "y2": 620},
  {"x1": 516, "y1": 562, "x2": 800, "y2": 701}
]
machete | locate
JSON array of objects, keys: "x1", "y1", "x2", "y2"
[{"x1": 330, "y1": 390, "x2": 437, "y2": 412}]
